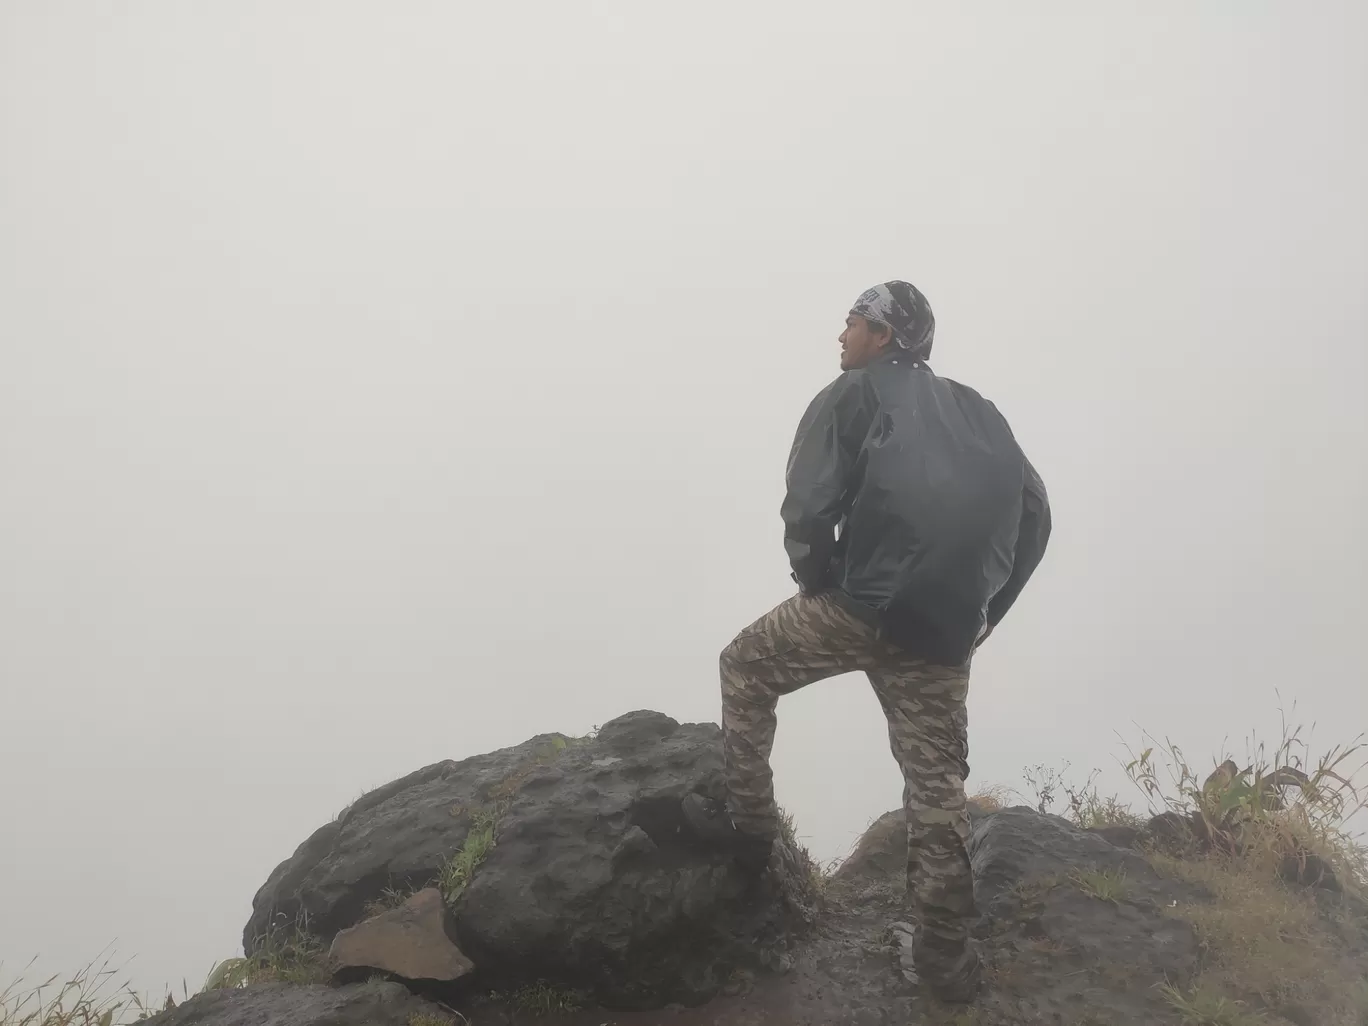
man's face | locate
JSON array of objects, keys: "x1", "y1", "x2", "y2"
[{"x1": 839, "y1": 314, "x2": 891, "y2": 370}]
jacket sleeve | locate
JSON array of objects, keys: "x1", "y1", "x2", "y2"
[
  {"x1": 986, "y1": 455, "x2": 1052, "y2": 627},
  {"x1": 780, "y1": 374, "x2": 873, "y2": 594}
]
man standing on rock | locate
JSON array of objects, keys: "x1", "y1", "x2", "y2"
[{"x1": 683, "y1": 280, "x2": 1051, "y2": 1004}]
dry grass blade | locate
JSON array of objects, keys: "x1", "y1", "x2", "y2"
[{"x1": 0, "y1": 949, "x2": 164, "y2": 1026}]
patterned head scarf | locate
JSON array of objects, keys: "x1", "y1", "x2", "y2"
[{"x1": 849, "y1": 280, "x2": 935, "y2": 362}]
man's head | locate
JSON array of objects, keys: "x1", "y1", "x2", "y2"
[
  {"x1": 839, "y1": 313, "x2": 894, "y2": 370},
  {"x1": 840, "y1": 280, "x2": 935, "y2": 370}
]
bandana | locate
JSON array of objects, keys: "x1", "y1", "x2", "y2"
[{"x1": 850, "y1": 281, "x2": 935, "y2": 362}]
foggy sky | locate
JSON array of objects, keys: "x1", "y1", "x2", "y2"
[{"x1": 3, "y1": 1, "x2": 1365, "y2": 1002}]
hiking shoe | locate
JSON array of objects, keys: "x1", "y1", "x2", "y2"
[
  {"x1": 917, "y1": 942, "x2": 983, "y2": 1004},
  {"x1": 680, "y1": 794, "x2": 773, "y2": 873},
  {"x1": 922, "y1": 953, "x2": 982, "y2": 1004},
  {"x1": 892, "y1": 921, "x2": 982, "y2": 1005}
]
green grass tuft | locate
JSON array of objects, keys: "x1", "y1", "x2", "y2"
[
  {"x1": 439, "y1": 808, "x2": 499, "y2": 906},
  {"x1": 361, "y1": 884, "x2": 426, "y2": 920},
  {"x1": 487, "y1": 981, "x2": 587, "y2": 1014},
  {"x1": 1069, "y1": 866, "x2": 1130, "y2": 904},
  {"x1": 408, "y1": 1014, "x2": 462, "y2": 1026},
  {"x1": 1158, "y1": 982, "x2": 1267, "y2": 1025},
  {"x1": 205, "y1": 915, "x2": 329, "y2": 991}
]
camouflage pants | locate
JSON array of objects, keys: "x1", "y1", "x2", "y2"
[{"x1": 719, "y1": 591, "x2": 977, "y2": 965}]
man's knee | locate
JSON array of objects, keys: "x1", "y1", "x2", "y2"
[
  {"x1": 719, "y1": 649, "x2": 778, "y2": 717},
  {"x1": 719, "y1": 636, "x2": 744, "y2": 676}
]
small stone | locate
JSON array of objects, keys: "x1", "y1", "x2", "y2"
[
  {"x1": 329, "y1": 888, "x2": 473, "y2": 982},
  {"x1": 611, "y1": 824, "x2": 658, "y2": 863}
]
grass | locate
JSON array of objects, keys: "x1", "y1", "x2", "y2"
[
  {"x1": 778, "y1": 805, "x2": 834, "y2": 903},
  {"x1": 361, "y1": 883, "x2": 426, "y2": 920},
  {"x1": 1069, "y1": 866, "x2": 1130, "y2": 904},
  {"x1": 1158, "y1": 982, "x2": 1268, "y2": 1025},
  {"x1": 0, "y1": 954, "x2": 169, "y2": 1026},
  {"x1": 204, "y1": 915, "x2": 330, "y2": 991},
  {"x1": 438, "y1": 807, "x2": 500, "y2": 906},
  {"x1": 486, "y1": 981, "x2": 587, "y2": 1014},
  {"x1": 408, "y1": 1012, "x2": 469, "y2": 1026},
  {"x1": 437, "y1": 734, "x2": 583, "y2": 908},
  {"x1": 1151, "y1": 853, "x2": 1368, "y2": 1024},
  {"x1": 1121, "y1": 709, "x2": 1367, "y2": 899},
  {"x1": 980, "y1": 705, "x2": 1368, "y2": 1025},
  {"x1": 967, "y1": 783, "x2": 1013, "y2": 812},
  {"x1": 1019, "y1": 761, "x2": 1145, "y2": 830},
  {"x1": 438, "y1": 736, "x2": 588, "y2": 907}
]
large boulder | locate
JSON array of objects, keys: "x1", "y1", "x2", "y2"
[{"x1": 245, "y1": 710, "x2": 817, "y2": 1009}]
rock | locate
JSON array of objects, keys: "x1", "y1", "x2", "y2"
[
  {"x1": 245, "y1": 710, "x2": 818, "y2": 1009},
  {"x1": 329, "y1": 887, "x2": 473, "y2": 981},
  {"x1": 969, "y1": 807, "x2": 1204, "y2": 1023},
  {"x1": 827, "y1": 810, "x2": 904, "y2": 898},
  {"x1": 134, "y1": 981, "x2": 449, "y2": 1026},
  {"x1": 826, "y1": 801, "x2": 995, "y2": 901},
  {"x1": 1087, "y1": 824, "x2": 1144, "y2": 850},
  {"x1": 831, "y1": 804, "x2": 1204, "y2": 1024},
  {"x1": 244, "y1": 732, "x2": 570, "y2": 945},
  {"x1": 1145, "y1": 809, "x2": 1203, "y2": 854},
  {"x1": 1278, "y1": 851, "x2": 1340, "y2": 892}
]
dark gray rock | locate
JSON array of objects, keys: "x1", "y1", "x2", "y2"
[
  {"x1": 245, "y1": 710, "x2": 817, "y2": 1010},
  {"x1": 1087, "y1": 823, "x2": 1144, "y2": 850},
  {"x1": 970, "y1": 807, "x2": 1205, "y2": 1024},
  {"x1": 245, "y1": 729, "x2": 571, "y2": 945},
  {"x1": 136, "y1": 981, "x2": 448, "y2": 1026},
  {"x1": 830, "y1": 804, "x2": 1204, "y2": 1025}
]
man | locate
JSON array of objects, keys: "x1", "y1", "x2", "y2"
[{"x1": 683, "y1": 280, "x2": 1051, "y2": 1003}]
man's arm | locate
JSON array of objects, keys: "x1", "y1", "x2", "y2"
[
  {"x1": 779, "y1": 374, "x2": 873, "y2": 594},
  {"x1": 986, "y1": 455, "x2": 1052, "y2": 628}
]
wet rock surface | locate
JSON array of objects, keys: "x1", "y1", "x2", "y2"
[
  {"x1": 246, "y1": 710, "x2": 817, "y2": 1009},
  {"x1": 192, "y1": 711, "x2": 1365, "y2": 1026}
]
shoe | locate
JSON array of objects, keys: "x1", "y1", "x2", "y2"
[
  {"x1": 922, "y1": 954, "x2": 982, "y2": 1004},
  {"x1": 680, "y1": 794, "x2": 773, "y2": 873},
  {"x1": 918, "y1": 944, "x2": 982, "y2": 1004},
  {"x1": 892, "y1": 920, "x2": 982, "y2": 1005}
]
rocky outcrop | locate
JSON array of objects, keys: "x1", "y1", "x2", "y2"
[
  {"x1": 245, "y1": 710, "x2": 818, "y2": 1009},
  {"x1": 192, "y1": 710, "x2": 1363, "y2": 1026},
  {"x1": 816, "y1": 804, "x2": 1206, "y2": 1025},
  {"x1": 328, "y1": 888, "x2": 472, "y2": 982},
  {"x1": 142, "y1": 981, "x2": 448, "y2": 1026}
]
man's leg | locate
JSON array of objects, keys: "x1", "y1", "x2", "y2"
[
  {"x1": 867, "y1": 661, "x2": 980, "y2": 999},
  {"x1": 715, "y1": 592, "x2": 883, "y2": 841}
]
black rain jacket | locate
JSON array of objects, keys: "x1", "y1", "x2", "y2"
[{"x1": 781, "y1": 349, "x2": 1051, "y2": 666}]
